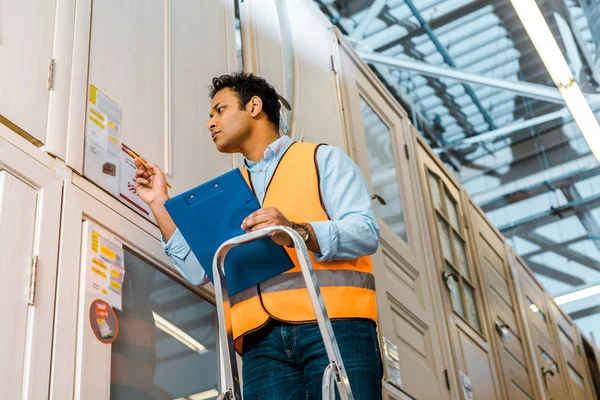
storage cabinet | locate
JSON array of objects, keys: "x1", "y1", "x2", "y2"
[
  {"x1": 240, "y1": 0, "x2": 347, "y2": 149},
  {"x1": 415, "y1": 134, "x2": 503, "y2": 400},
  {"x1": 465, "y1": 198, "x2": 541, "y2": 400},
  {"x1": 0, "y1": 136, "x2": 62, "y2": 399},
  {"x1": 512, "y1": 251, "x2": 571, "y2": 400},
  {"x1": 50, "y1": 183, "x2": 217, "y2": 400},
  {"x1": 547, "y1": 295, "x2": 595, "y2": 399},
  {"x1": 0, "y1": 0, "x2": 59, "y2": 146},
  {"x1": 340, "y1": 41, "x2": 455, "y2": 400},
  {"x1": 64, "y1": 0, "x2": 236, "y2": 199}
]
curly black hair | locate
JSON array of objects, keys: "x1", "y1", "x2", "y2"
[{"x1": 209, "y1": 72, "x2": 281, "y2": 129}]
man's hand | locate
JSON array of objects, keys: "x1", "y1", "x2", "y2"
[
  {"x1": 134, "y1": 157, "x2": 169, "y2": 206},
  {"x1": 241, "y1": 207, "x2": 293, "y2": 246}
]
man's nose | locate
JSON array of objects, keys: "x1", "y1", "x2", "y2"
[{"x1": 207, "y1": 119, "x2": 216, "y2": 131}]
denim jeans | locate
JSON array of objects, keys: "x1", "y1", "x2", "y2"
[{"x1": 241, "y1": 319, "x2": 383, "y2": 399}]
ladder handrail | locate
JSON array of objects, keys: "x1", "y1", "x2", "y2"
[{"x1": 212, "y1": 225, "x2": 353, "y2": 400}]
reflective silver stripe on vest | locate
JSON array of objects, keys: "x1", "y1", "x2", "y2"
[{"x1": 230, "y1": 269, "x2": 375, "y2": 305}]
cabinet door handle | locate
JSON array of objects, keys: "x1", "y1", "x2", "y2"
[
  {"x1": 442, "y1": 271, "x2": 458, "y2": 290},
  {"x1": 542, "y1": 366, "x2": 555, "y2": 378},
  {"x1": 371, "y1": 194, "x2": 387, "y2": 205},
  {"x1": 495, "y1": 321, "x2": 511, "y2": 342}
]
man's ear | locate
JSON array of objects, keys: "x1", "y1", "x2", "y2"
[{"x1": 248, "y1": 96, "x2": 263, "y2": 117}]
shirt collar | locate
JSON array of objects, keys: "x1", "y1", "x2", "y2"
[{"x1": 243, "y1": 135, "x2": 293, "y2": 169}]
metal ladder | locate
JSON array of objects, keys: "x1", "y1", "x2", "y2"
[{"x1": 213, "y1": 225, "x2": 354, "y2": 400}]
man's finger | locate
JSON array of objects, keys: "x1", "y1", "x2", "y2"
[
  {"x1": 241, "y1": 213, "x2": 271, "y2": 230},
  {"x1": 249, "y1": 222, "x2": 275, "y2": 232},
  {"x1": 135, "y1": 169, "x2": 150, "y2": 179},
  {"x1": 242, "y1": 209, "x2": 266, "y2": 226},
  {"x1": 146, "y1": 161, "x2": 160, "y2": 174},
  {"x1": 136, "y1": 177, "x2": 150, "y2": 187}
]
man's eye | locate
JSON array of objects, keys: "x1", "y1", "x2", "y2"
[{"x1": 219, "y1": 107, "x2": 225, "y2": 113}]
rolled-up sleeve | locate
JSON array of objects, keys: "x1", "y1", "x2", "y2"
[
  {"x1": 162, "y1": 228, "x2": 207, "y2": 286},
  {"x1": 309, "y1": 146, "x2": 380, "y2": 261}
]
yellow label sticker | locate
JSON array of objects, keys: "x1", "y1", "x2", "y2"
[
  {"x1": 101, "y1": 288, "x2": 108, "y2": 295},
  {"x1": 100, "y1": 245, "x2": 116, "y2": 261},
  {"x1": 89, "y1": 108, "x2": 105, "y2": 122},
  {"x1": 92, "y1": 258, "x2": 108, "y2": 270},
  {"x1": 108, "y1": 135, "x2": 118, "y2": 145},
  {"x1": 89, "y1": 115, "x2": 105, "y2": 130},
  {"x1": 89, "y1": 84, "x2": 97, "y2": 105},
  {"x1": 91, "y1": 230, "x2": 99, "y2": 253},
  {"x1": 91, "y1": 267, "x2": 108, "y2": 279},
  {"x1": 110, "y1": 281, "x2": 121, "y2": 290},
  {"x1": 110, "y1": 269, "x2": 120, "y2": 278},
  {"x1": 108, "y1": 121, "x2": 116, "y2": 130}
]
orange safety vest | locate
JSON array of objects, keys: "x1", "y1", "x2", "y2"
[{"x1": 232, "y1": 141, "x2": 377, "y2": 354}]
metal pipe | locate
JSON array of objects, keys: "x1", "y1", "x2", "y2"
[
  {"x1": 460, "y1": 121, "x2": 591, "y2": 182},
  {"x1": 498, "y1": 192, "x2": 600, "y2": 235},
  {"x1": 477, "y1": 166, "x2": 600, "y2": 212},
  {"x1": 449, "y1": 108, "x2": 569, "y2": 147},
  {"x1": 358, "y1": 51, "x2": 600, "y2": 104},
  {"x1": 351, "y1": 0, "x2": 388, "y2": 39},
  {"x1": 452, "y1": 98, "x2": 561, "y2": 141}
]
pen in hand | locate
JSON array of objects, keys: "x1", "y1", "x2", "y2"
[{"x1": 125, "y1": 148, "x2": 172, "y2": 188}]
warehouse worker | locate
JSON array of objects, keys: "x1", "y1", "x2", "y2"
[{"x1": 134, "y1": 72, "x2": 383, "y2": 399}]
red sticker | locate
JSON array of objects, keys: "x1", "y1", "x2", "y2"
[{"x1": 89, "y1": 299, "x2": 119, "y2": 344}]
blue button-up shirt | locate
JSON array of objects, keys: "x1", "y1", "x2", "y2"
[{"x1": 162, "y1": 135, "x2": 380, "y2": 285}]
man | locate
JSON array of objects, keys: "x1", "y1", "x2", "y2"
[{"x1": 134, "y1": 72, "x2": 383, "y2": 399}]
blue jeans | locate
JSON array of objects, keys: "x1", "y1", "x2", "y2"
[{"x1": 242, "y1": 319, "x2": 383, "y2": 399}]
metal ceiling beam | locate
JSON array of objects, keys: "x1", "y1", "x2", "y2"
[
  {"x1": 498, "y1": 193, "x2": 600, "y2": 236},
  {"x1": 367, "y1": 63, "x2": 465, "y2": 171},
  {"x1": 451, "y1": 102, "x2": 563, "y2": 156},
  {"x1": 527, "y1": 259, "x2": 586, "y2": 286},
  {"x1": 402, "y1": 0, "x2": 497, "y2": 131},
  {"x1": 358, "y1": 51, "x2": 569, "y2": 103},
  {"x1": 562, "y1": 185, "x2": 600, "y2": 255},
  {"x1": 521, "y1": 234, "x2": 591, "y2": 259},
  {"x1": 399, "y1": 46, "x2": 480, "y2": 137},
  {"x1": 522, "y1": 232, "x2": 600, "y2": 273},
  {"x1": 350, "y1": 0, "x2": 388, "y2": 39},
  {"x1": 447, "y1": 108, "x2": 569, "y2": 148},
  {"x1": 460, "y1": 122, "x2": 591, "y2": 184},
  {"x1": 559, "y1": 0, "x2": 600, "y2": 85},
  {"x1": 569, "y1": 304, "x2": 600, "y2": 320},
  {"x1": 478, "y1": 166, "x2": 600, "y2": 212},
  {"x1": 430, "y1": 87, "x2": 552, "y2": 132},
  {"x1": 369, "y1": 0, "x2": 491, "y2": 52}
]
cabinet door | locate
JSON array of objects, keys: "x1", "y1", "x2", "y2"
[
  {"x1": 0, "y1": 0, "x2": 57, "y2": 145},
  {"x1": 580, "y1": 333, "x2": 600, "y2": 399},
  {"x1": 466, "y1": 199, "x2": 541, "y2": 400},
  {"x1": 514, "y1": 255, "x2": 571, "y2": 400},
  {"x1": 548, "y1": 297, "x2": 595, "y2": 399},
  {"x1": 50, "y1": 184, "x2": 218, "y2": 400},
  {"x1": 0, "y1": 137, "x2": 62, "y2": 399},
  {"x1": 240, "y1": 0, "x2": 347, "y2": 149},
  {"x1": 340, "y1": 44, "x2": 453, "y2": 400},
  {"x1": 416, "y1": 136, "x2": 504, "y2": 400},
  {"x1": 65, "y1": 0, "x2": 236, "y2": 197}
]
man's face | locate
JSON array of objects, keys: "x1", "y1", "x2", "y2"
[{"x1": 207, "y1": 88, "x2": 252, "y2": 153}]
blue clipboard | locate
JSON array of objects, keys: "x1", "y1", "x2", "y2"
[{"x1": 164, "y1": 169, "x2": 295, "y2": 295}]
